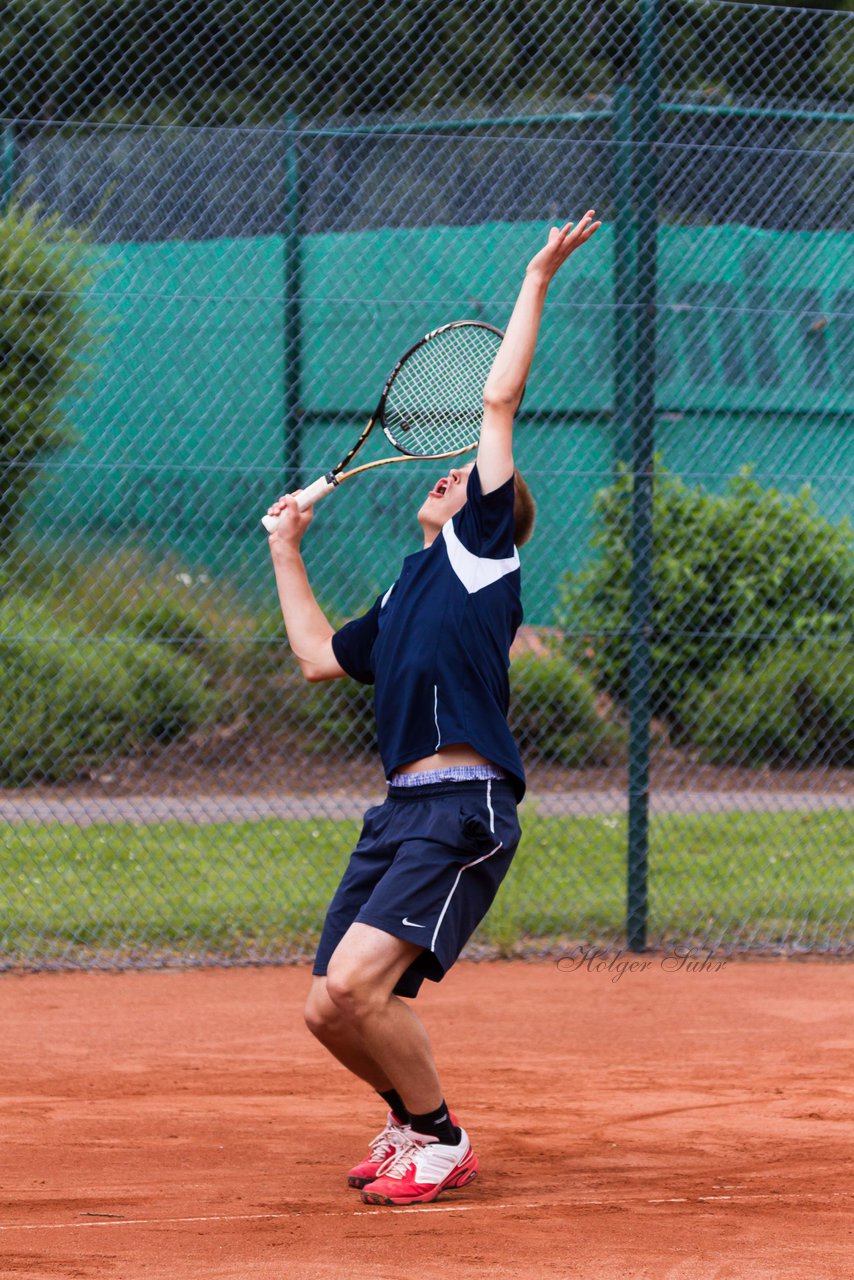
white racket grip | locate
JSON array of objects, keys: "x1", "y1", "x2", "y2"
[{"x1": 261, "y1": 474, "x2": 337, "y2": 531}]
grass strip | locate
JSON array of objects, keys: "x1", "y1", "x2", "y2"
[{"x1": 1, "y1": 810, "x2": 851, "y2": 961}]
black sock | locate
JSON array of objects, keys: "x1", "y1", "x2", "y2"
[
  {"x1": 378, "y1": 1088, "x2": 410, "y2": 1125},
  {"x1": 409, "y1": 1099, "x2": 460, "y2": 1146}
]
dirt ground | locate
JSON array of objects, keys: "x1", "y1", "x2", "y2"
[
  {"x1": 1, "y1": 960, "x2": 852, "y2": 1280},
  {"x1": 6, "y1": 734, "x2": 854, "y2": 800}
]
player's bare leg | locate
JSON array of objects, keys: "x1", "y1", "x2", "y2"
[
  {"x1": 304, "y1": 975, "x2": 397, "y2": 1092},
  {"x1": 319, "y1": 924, "x2": 479, "y2": 1205},
  {"x1": 320, "y1": 923, "x2": 444, "y2": 1112},
  {"x1": 308, "y1": 924, "x2": 476, "y2": 1196}
]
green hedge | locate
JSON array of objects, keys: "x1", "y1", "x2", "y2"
[
  {"x1": 1, "y1": 549, "x2": 627, "y2": 782},
  {"x1": 681, "y1": 642, "x2": 854, "y2": 767},
  {"x1": 0, "y1": 600, "x2": 222, "y2": 784},
  {"x1": 558, "y1": 464, "x2": 854, "y2": 737},
  {"x1": 264, "y1": 650, "x2": 627, "y2": 767},
  {"x1": 289, "y1": 676, "x2": 377, "y2": 754},
  {"x1": 0, "y1": 200, "x2": 104, "y2": 556},
  {"x1": 509, "y1": 651, "x2": 626, "y2": 766}
]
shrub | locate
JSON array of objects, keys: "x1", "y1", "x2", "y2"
[
  {"x1": 264, "y1": 651, "x2": 628, "y2": 766},
  {"x1": 11, "y1": 544, "x2": 257, "y2": 705},
  {"x1": 24, "y1": 548, "x2": 222, "y2": 648},
  {"x1": 295, "y1": 679, "x2": 378, "y2": 754},
  {"x1": 122, "y1": 595, "x2": 215, "y2": 650},
  {"x1": 680, "y1": 641, "x2": 854, "y2": 768},
  {"x1": 509, "y1": 651, "x2": 626, "y2": 766},
  {"x1": 558, "y1": 462, "x2": 854, "y2": 730},
  {"x1": 0, "y1": 601, "x2": 222, "y2": 784},
  {"x1": 0, "y1": 199, "x2": 105, "y2": 556}
]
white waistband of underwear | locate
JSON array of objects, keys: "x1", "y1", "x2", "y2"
[{"x1": 389, "y1": 764, "x2": 508, "y2": 786}]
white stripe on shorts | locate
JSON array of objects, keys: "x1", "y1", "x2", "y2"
[{"x1": 429, "y1": 842, "x2": 503, "y2": 954}]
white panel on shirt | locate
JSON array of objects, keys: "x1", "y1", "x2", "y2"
[
  {"x1": 381, "y1": 582, "x2": 395, "y2": 608},
  {"x1": 442, "y1": 522, "x2": 520, "y2": 595}
]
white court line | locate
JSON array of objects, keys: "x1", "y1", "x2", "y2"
[
  {"x1": 0, "y1": 1212, "x2": 290, "y2": 1232},
  {"x1": 1, "y1": 1189, "x2": 851, "y2": 1232}
]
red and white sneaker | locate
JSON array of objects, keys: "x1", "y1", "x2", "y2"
[
  {"x1": 347, "y1": 1111, "x2": 411, "y2": 1189},
  {"x1": 360, "y1": 1127, "x2": 479, "y2": 1206}
]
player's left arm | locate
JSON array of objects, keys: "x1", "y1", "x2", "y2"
[{"x1": 478, "y1": 210, "x2": 601, "y2": 494}]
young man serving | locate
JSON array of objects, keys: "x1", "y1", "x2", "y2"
[{"x1": 267, "y1": 211, "x2": 600, "y2": 1206}]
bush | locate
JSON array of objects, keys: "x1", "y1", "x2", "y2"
[
  {"x1": 0, "y1": 199, "x2": 105, "y2": 556},
  {"x1": 122, "y1": 594, "x2": 215, "y2": 650},
  {"x1": 558, "y1": 463, "x2": 854, "y2": 731},
  {"x1": 509, "y1": 651, "x2": 626, "y2": 766},
  {"x1": 0, "y1": 601, "x2": 222, "y2": 784},
  {"x1": 681, "y1": 642, "x2": 854, "y2": 768},
  {"x1": 2, "y1": 546, "x2": 380, "y2": 765},
  {"x1": 12, "y1": 545, "x2": 260, "y2": 705},
  {"x1": 2, "y1": 544, "x2": 637, "y2": 777},
  {"x1": 23, "y1": 548, "x2": 223, "y2": 649},
  {"x1": 264, "y1": 651, "x2": 628, "y2": 766},
  {"x1": 295, "y1": 679, "x2": 378, "y2": 754}
]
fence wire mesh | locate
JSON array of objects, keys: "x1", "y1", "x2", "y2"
[{"x1": 0, "y1": 0, "x2": 852, "y2": 969}]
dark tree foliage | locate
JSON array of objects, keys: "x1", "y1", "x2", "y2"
[{"x1": 0, "y1": 0, "x2": 850, "y2": 126}]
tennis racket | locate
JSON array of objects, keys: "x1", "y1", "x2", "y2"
[{"x1": 261, "y1": 320, "x2": 504, "y2": 530}]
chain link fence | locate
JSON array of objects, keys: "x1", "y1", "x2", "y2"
[{"x1": 0, "y1": 0, "x2": 852, "y2": 969}]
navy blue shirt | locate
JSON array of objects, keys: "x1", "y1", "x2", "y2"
[{"x1": 331, "y1": 465, "x2": 525, "y2": 800}]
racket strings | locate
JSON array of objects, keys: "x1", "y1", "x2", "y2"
[{"x1": 383, "y1": 324, "x2": 502, "y2": 456}]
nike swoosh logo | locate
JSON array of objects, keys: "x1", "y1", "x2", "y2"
[{"x1": 402, "y1": 917, "x2": 426, "y2": 928}]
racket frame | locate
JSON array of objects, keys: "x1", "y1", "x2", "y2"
[{"x1": 262, "y1": 320, "x2": 504, "y2": 525}]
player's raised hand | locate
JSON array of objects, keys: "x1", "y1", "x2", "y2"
[
  {"x1": 266, "y1": 491, "x2": 314, "y2": 550},
  {"x1": 527, "y1": 210, "x2": 601, "y2": 283}
]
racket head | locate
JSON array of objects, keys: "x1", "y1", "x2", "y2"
[{"x1": 379, "y1": 320, "x2": 504, "y2": 458}]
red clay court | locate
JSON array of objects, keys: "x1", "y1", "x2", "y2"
[{"x1": 2, "y1": 959, "x2": 852, "y2": 1280}]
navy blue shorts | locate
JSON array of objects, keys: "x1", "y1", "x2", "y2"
[{"x1": 313, "y1": 779, "x2": 521, "y2": 998}]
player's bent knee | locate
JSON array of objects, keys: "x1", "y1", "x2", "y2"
[
  {"x1": 303, "y1": 981, "x2": 342, "y2": 1038},
  {"x1": 324, "y1": 963, "x2": 382, "y2": 1023},
  {"x1": 303, "y1": 996, "x2": 329, "y2": 1038}
]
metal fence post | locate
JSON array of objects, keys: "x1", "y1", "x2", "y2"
[
  {"x1": 1, "y1": 124, "x2": 14, "y2": 213},
  {"x1": 283, "y1": 110, "x2": 303, "y2": 491},
  {"x1": 626, "y1": 0, "x2": 660, "y2": 952},
  {"x1": 612, "y1": 71, "x2": 636, "y2": 470}
]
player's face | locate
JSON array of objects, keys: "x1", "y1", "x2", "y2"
[{"x1": 418, "y1": 463, "x2": 473, "y2": 530}]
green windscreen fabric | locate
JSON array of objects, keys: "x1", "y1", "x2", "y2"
[{"x1": 31, "y1": 222, "x2": 853, "y2": 624}]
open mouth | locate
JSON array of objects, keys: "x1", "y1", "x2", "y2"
[{"x1": 429, "y1": 477, "x2": 449, "y2": 499}]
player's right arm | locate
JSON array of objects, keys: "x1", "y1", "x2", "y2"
[
  {"x1": 267, "y1": 493, "x2": 346, "y2": 682},
  {"x1": 478, "y1": 211, "x2": 601, "y2": 494}
]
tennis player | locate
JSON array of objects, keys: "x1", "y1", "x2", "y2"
[{"x1": 267, "y1": 212, "x2": 600, "y2": 1206}]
